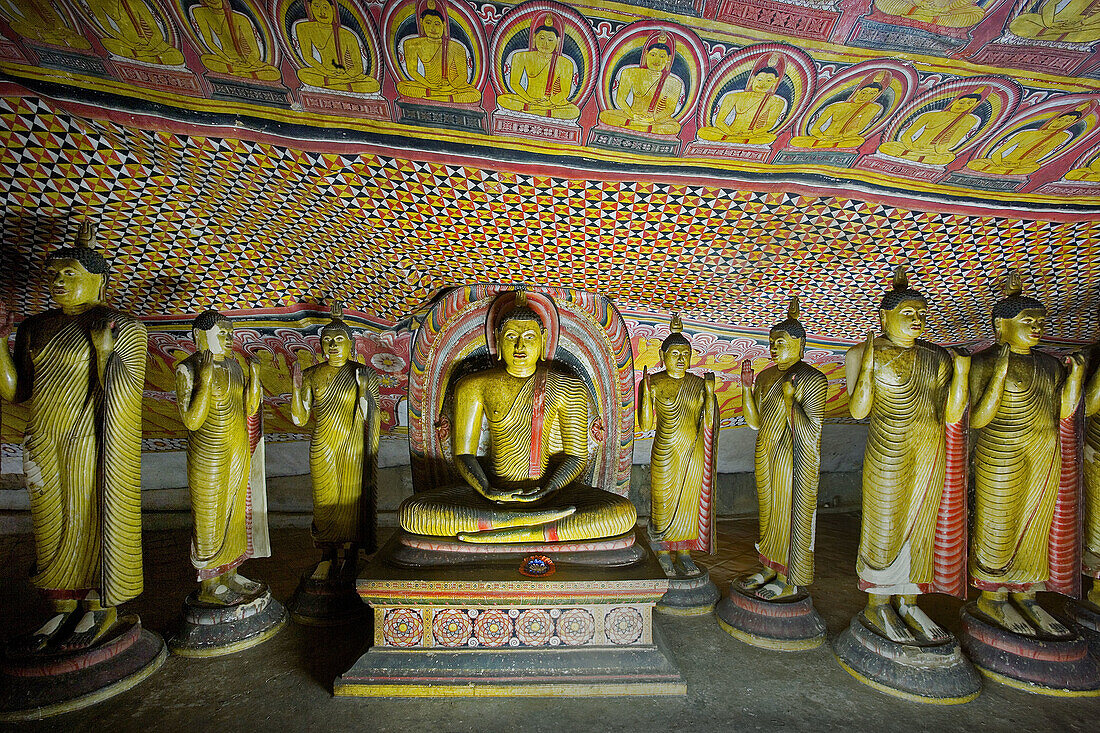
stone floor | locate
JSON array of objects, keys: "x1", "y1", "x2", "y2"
[{"x1": 1, "y1": 515, "x2": 1098, "y2": 732}]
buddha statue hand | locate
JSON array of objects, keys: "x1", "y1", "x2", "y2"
[
  {"x1": 740, "y1": 359, "x2": 754, "y2": 390},
  {"x1": 782, "y1": 378, "x2": 795, "y2": 402},
  {"x1": 90, "y1": 317, "x2": 119, "y2": 355},
  {"x1": 949, "y1": 346, "x2": 971, "y2": 371},
  {"x1": 290, "y1": 355, "x2": 303, "y2": 391},
  {"x1": 198, "y1": 349, "x2": 216, "y2": 382},
  {"x1": 1068, "y1": 350, "x2": 1088, "y2": 376}
]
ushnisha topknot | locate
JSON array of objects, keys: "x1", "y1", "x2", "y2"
[
  {"x1": 191, "y1": 308, "x2": 228, "y2": 332},
  {"x1": 991, "y1": 270, "x2": 1045, "y2": 330},
  {"x1": 879, "y1": 266, "x2": 928, "y2": 312},
  {"x1": 660, "y1": 313, "x2": 691, "y2": 352},
  {"x1": 320, "y1": 299, "x2": 353, "y2": 340},
  {"x1": 771, "y1": 296, "x2": 806, "y2": 340},
  {"x1": 47, "y1": 222, "x2": 110, "y2": 275},
  {"x1": 499, "y1": 290, "x2": 544, "y2": 329}
]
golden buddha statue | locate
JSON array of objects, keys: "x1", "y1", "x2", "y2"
[
  {"x1": 0, "y1": 224, "x2": 146, "y2": 652},
  {"x1": 597, "y1": 32, "x2": 684, "y2": 136},
  {"x1": 290, "y1": 304, "x2": 381, "y2": 576},
  {"x1": 175, "y1": 309, "x2": 269, "y2": 605},
  {"x1": 637, "y1": 314, "x2": 718, "y2": 577},
  {"x1": 740, "y1": 298, "x2": 828, "y2": 600},
  {"x1": 293, "y1": 0, "x2": 380, "y2": 94},
  {"x1": 788, "y1": 76, "x2": 888, "y2": 150},
  {"x1": 845, "y1": 268, "x2": 970, "y2": 644},
  {"x1": 1010, "y1": 0, "x2": 1100, "y2": 43},
  {"x1": 874, "y1": 0, "x2": 985, "y2": 26},
  {"x1": 2, "y1": 0, "x2": 91, "y2": 48},
  {"x1": 496, "y1": 12, "x2": 579, "y2": 120},
  {"x1": 697, "y1": 61, "x2": 787, "y2": 145},
  {"x1": 191, "y1": 0, "x2": 281, "y2": 81},
  {"x1": 395, "y1": 0, "x2": 480, "y2": 104},
  {"x1": 1065, "y1": 155, "x2": 1100, "y2": 181},
  {"x1": 967, "y1": 108, "x2": 1085, "y2": 176},
  {"x1": 1084, "y1": 346, "x2": 1100, "y2": 609},
  {"x1": 878, "y1": 91, "x2": 984, "y2": 166},
  {"x1": 85, "y1": 0, "x2": 184, "y2": 65},
  {"x1": 398, "y1": 292, "x2": 636, "y2": 544},
  {"x1": 969, "y1": 273, "x2": 1086, "y2": 636}
]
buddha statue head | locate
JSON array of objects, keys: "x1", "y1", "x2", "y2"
[
  {"x1": 495, "y1": 292, "x2": 546, "y2": 378},
  {"x1": 319, "y1": 301, "x2": 354, "y2": 366},
  {"x1": 948, "y1": 92, "x2": 983, "y2": 115},
  {"x1": 641, "y1": 32, "x2": 674, "y2": 73},
  {"x1": 878, "y1": 267, "x2": 929, "y2": 346},
  {"x1": 530, "y1": 13, "x2": 561, "y2": 55},
  {"x1": 192, "y1": 308, "x2": 234, "y2": 360},
  {"x1": 992, "y1": 271, "x2": 1046, "y2": 353},
  {"x1": 769, "y1": 296, "x2": 806, "y2": 370},
  {"x1": 45, "y1": 222, "x2": 110, "y2": 311},
  {"x1": 659, "y1": 313, "x2": 692, "y2": 380}
]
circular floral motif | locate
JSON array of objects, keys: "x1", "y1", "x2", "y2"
[
  {"x1": 605, "y1": 607, "x2": 644, "y2": 645},
  {"x1": 473, "y1": 609, "x2": 513, "y2": 647},
  {"x1": 515, "y1": 609, "x2": 553, "y2": 646},
  {"x1": 556, "y1": 608, "x2": 595, "y2": 646},
  {"x1": 371, "y1": 352, "x2": 407, "y2": 373},
  {"x1": 519, "y1": 554, "x2": 556, "y2": 577},
  {"x1": 432, "y1": 608, "x2": 472, "y2": 647},
  {"x1": 382, "y1": 608, "x2": 423, "y2": 647}
]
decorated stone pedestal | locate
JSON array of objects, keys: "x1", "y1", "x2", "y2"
[
  {"x1": 716, "y1": 584, "x2": 826, "y2": 651},
  {"x1": 335, "y1": 529, "x2": 686, "y2": 697},
  {"x1": 959, "y1": 603, "x2": 1100, "y2": 697},
  {"x1": 833, "y1": 614, "x2": 981, "y2": 704},
  {"x1": 168, "y1": 587, "x2": 287, "y2": 657},
  {"x1": 286, "y1": 561, "x2": 368, "y2": 627},
  {"x1": 655, "y1": 570, "x2": 720, "y2": 616},
  {"x1": 0, "y1": 617, "x2": 166, "y2": 721},
  {"x1": 1066, "y1": 600, "x2": 1100, "y2": 659}
]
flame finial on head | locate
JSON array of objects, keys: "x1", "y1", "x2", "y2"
[
  {"x1": 787, "y1": 295, "x2": 799, "y2": 321},
  {"x1": 1004, "y1": 269, "x2": 1023, "y2": 298},
  {"x1": 892, "y1": 266, "x2": 909, "y2": 292},
  {"x1": 330, "y1": 298, "x2": 343, "y2": 320},
  {"x1": 670, "y1": 313, "x2": 683, "y2": 334}
]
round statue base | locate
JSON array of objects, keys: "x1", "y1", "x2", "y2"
[
  {"x1": 960, "y1": 602, "x2": 1100, "y2": 697},
  {"x1": 1065, "y1": 599, "x2": 1100, "y2": 658},
  {"x1": 0, "y1": 615, "x2": 166, "y2": 721},
  {"x1": 286, "y1": 564, "x2": 368, "y2": 627},
  {"x1": 655, "y1": 568, "x2": 720, "y2": 616},
  {"x1": 715, "y1": 584, "x2": 826, "y2": 651},
  {"x1": 168, "y1": 587, "x2": 287, "y2": 657},
  {"x1": 833, "y1": 614, "x2": 981, "y2": 704}
]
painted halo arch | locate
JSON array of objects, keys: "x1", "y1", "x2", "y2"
[
  {"x1": 790, "y1": 59, "x2": 917, "y2": 141},
  {"x1": 695, "y1": 42, "x2": 816, "y2": 138},
  {"x1": 488, "y1": 0, "x2": 599, "y2": 107},
  {"x1": 876, "y1": 75, "x2": 1022, "y2": 156},
  {"x1": 964, "y1": 93, "x2": 1100, "y2": 171},
  {"x1": 273, "y1": 0, "x2": 385, "y2": 89},
  {"x1": 381, "y1": 0, "x2": 489, "y2": 92},
  {"x1": 71, "y1": 0, "x2": 186, "y2": 64},
  {"x1": 172, "y1": 0, "x2": 285, "y2": 68},
  {"x1": 594, "y1": 19, "x2": 706, "y2": 126}
]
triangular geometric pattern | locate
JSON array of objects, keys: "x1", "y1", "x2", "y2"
[{"x1": 2, "y1": 93, "x2": 1098, "y2": 344}]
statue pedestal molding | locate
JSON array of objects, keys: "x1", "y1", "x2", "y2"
[
  {"x1": 960, "y1": 602, "x2": 1100, "y2": 697},
  {"x1": 716, "y1": 584, "x2": 826, "y2": 650},
  {"x1": 833, "y1": 614, "x2": 981, "y2": 704},
  {"x1": 655, "y1": 569, "x2": 720, "y2": 617},
  {"x1": 1065, "y1": 599, "x2": 1100, "y2": 659},
  {"x1": 168, "y1": 587, "x2": 287, "y2": 657},
  {"x1": 335, "y1": 529, "x2": 686, "y2": 697},
  {"x1": 0, "y1": 617, "x2": 166, "y2": 721},
  {"x1": 286, "y1": 562, "x2": 369, "y2": 627}
]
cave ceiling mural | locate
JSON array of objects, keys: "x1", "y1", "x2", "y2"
[{"x1": 1, "y1": 0, "x2": 1098, "y2": 450}]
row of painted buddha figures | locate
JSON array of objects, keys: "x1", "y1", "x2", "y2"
[{"x1": 1, "y1": 228, "x2": 1100, "y2": 713}]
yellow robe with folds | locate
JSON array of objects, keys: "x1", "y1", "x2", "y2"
[
  {"x1": 857, "y1": 340, "x2": 952, "y2": 594},
  {"x1": 14, "y1": 306, "x2": 146, "y2": 606},
  {"x1": 971, "y1": 350, "x2": 1063, "y2": 589},
  {"x1": 754, "y1": 362, "x2": 828, "y2": 586},
  {"x1": 305, "y1": 361, "x2": 379, "y2": 546}
]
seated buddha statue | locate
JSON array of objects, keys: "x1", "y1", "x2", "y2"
[
  {"x1": 697, "y1": 66, "x2": 787, "y2": 145},
  {"x1": 86, "y1": 0, "x2": 184, "y2": 65},
  {"x1": 967, "y1": 109, "x2": 1082, "y2": 176},
  {"x1": 395, "y1": 1, "x2": 480, "y2": 104},
  {"x1": 788, "y1": 82, "x2": 886, "y2": 150},
  {"x1": 293, "y1": 0, "x2": 380, "y2": 94},
  {"x1": 191, "y1": 0, "x2": 282, "y2": 81},
  {"x1": 3, "y1": 0, "x2": 91, "y2": 49},
  {"x1": 597, "y1": 33, "x2": 684, "y2": 136},
  {"x1": 1066, "y1": 155, "x2": 1100, "y2": 181},
  {"x1": 398, "y1": 292, "x2": 637, "y2": 544},
  {"x1": 496, "y1": 13, "x2": 579, "y2": 120},
  {"x1": 873, "y1": 0, "x2": 985, "y2": 27},
  {"x1": 878, "y1": 92, "x2": 983, "y2": 166},
  {"x1": 1009, "y1": 0, "x2": 1100, "y2": 43}
]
